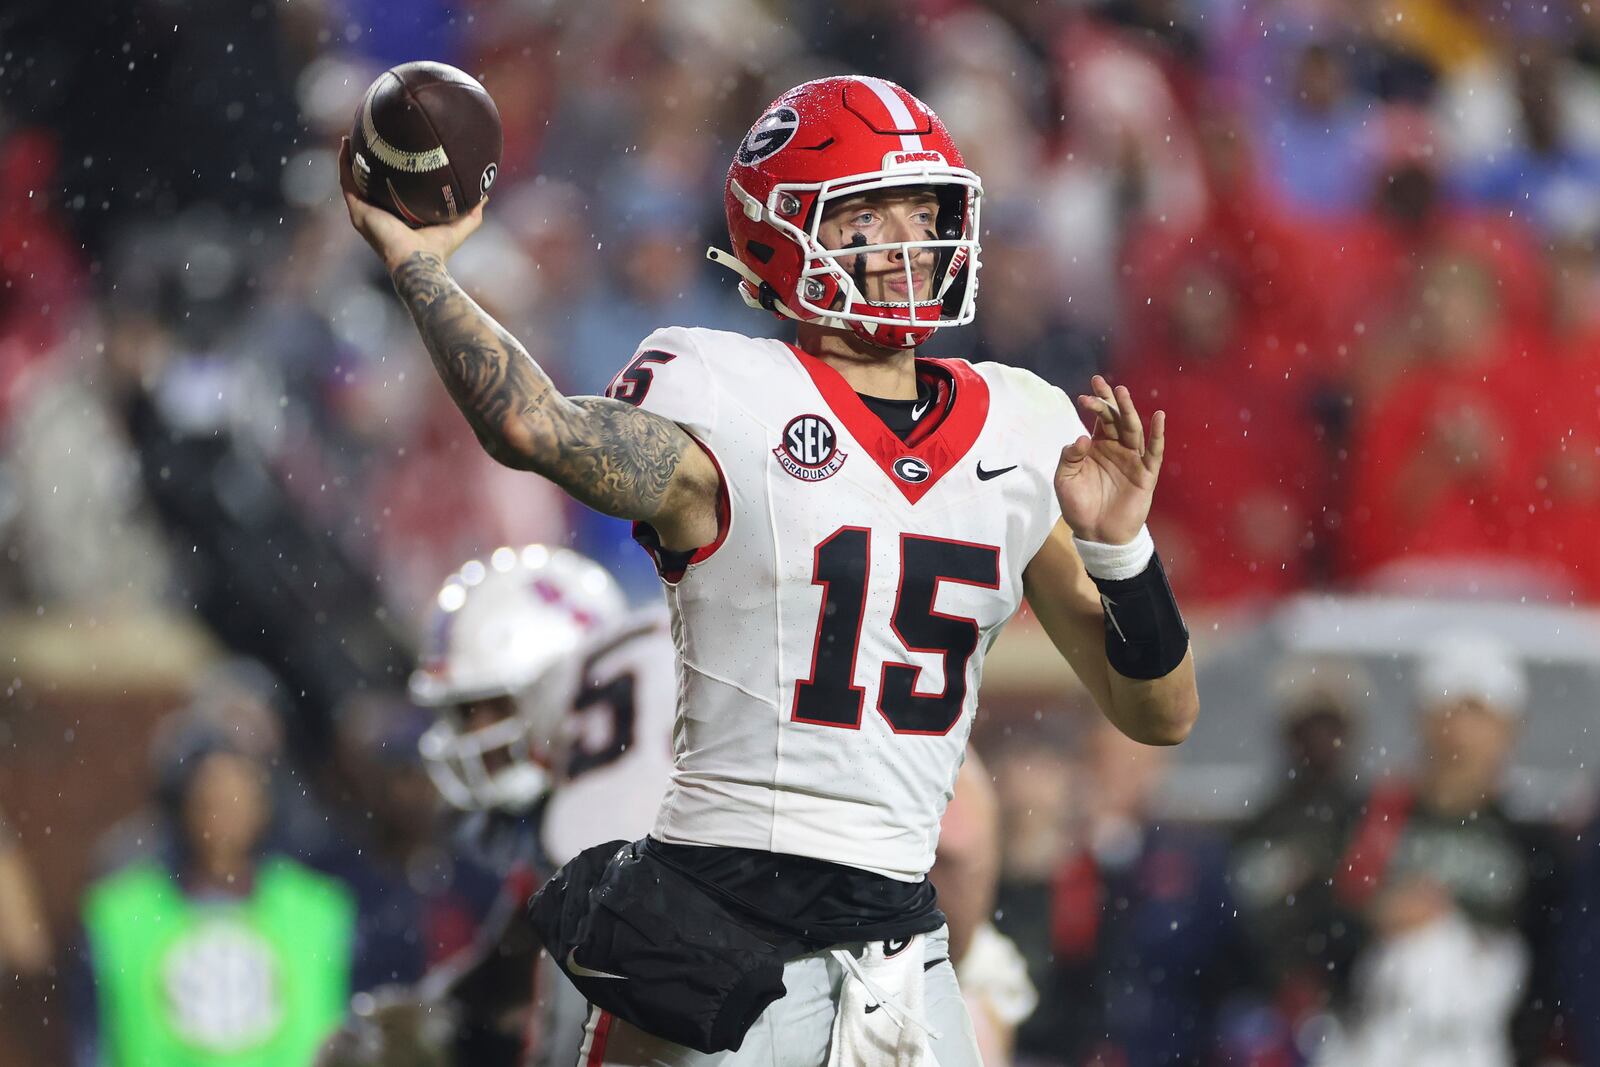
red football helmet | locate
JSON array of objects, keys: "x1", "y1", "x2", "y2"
[{"x1": 709, "y1": 76, "x2": 983, "y2": 349}]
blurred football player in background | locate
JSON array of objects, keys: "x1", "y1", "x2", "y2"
[
  {"x1": 321, "y1": 544, "x2": 678, "y2": 1067},
  {"x1": 408, "y1": 543, "x2": 651, "y2": 862}
]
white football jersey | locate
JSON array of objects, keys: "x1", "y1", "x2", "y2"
[
  {"x1": 540, "y1": 607, "x2": 679, "y2": 866},
  {"x1": 606, "y1": 327, "x2": 1084, "y2": 881}
]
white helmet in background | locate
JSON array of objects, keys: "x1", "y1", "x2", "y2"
[{"x1": 409, "y1": 544, "x2": 627, "y2": 812}]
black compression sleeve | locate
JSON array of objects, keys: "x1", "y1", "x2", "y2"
[{"x1": 1088, "y1": 552, "x2": 1189, "y2": 680}]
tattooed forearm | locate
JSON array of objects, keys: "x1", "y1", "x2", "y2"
[
  {"x1": 389, "y1": 251, "x2": 700, "y2": 522},
  {"x1": 391, "y1": 251, "x2": 557, "y2": 462}
]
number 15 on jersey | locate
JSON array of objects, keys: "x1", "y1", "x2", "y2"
[{"x1": 792, "y1": 527, "x2": 1001, "y2": 737}]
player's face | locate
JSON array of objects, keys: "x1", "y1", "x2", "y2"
[
  {"x1": 817, "y1": 189, "x2": 941, "y2": 305},
  {"x1": 456, "y1": 694, "x2": 519, "y2": 771}
]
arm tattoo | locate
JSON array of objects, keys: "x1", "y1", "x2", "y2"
[
  {"x1": 390, "y1": 251, "x2": 696, "y2": 520},
  {"x1": 391, "y1": 251, "x2": 556, "y2": 457},
  {"x1": 551, "y1": 396, "x2": 688, "y2": 517}
]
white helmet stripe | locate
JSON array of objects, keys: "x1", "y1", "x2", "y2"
[{"x1": 858, "y1": 77, "x2": 924, "y2": 153}]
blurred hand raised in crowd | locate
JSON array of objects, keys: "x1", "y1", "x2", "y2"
[{"x1": 338, "y1": 137, "x2": 485, "y2": 273}]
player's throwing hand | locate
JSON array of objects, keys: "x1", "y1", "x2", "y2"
[
  {"x1": 1054, "y1": 374, "x2": 1166, "y2": 545},
  {"x1": 338, "y1": 138, "x2": 485, "y2": 272}
]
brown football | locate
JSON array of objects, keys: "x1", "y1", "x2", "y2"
[{"x1": 349, "y1": 61, "x2": 502, "y2": 227}]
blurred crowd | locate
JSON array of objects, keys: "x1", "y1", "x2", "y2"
[
  {"x1": 986, "y1": 634, "x2": 1597, "y2": 1067},
  {"x1": 4, "y1": 0, "x2": 1600, "y2": 624},
  {"x1": 2, "y1": 0, "x2": 1600, "y2": 1065}
]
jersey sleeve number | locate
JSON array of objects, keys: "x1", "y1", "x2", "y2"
[
  {"x1": 605, "y1": 350, "x2": 677, "y2": 407},
  {"x1": 792, "y1": 528, "x2": 1000, "y2": 736},
  {"x1": 567, "y1": 671, "x2": 636, "y2": 778}
]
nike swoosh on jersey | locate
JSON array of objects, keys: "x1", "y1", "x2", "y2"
[
  {"x1": 565, "y1": 949, "x2": 629, "y2": 980},
  {"x1": 911, "y1": 398, "x2": 931, "y2": 420},
  {"x1": 975, "y1": 462, "x2": 1017, "y2": 481}
]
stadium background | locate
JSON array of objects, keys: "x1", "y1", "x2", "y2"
[{"x1": 0, "y1": 0, "x2": 1598, "y2": 1064}]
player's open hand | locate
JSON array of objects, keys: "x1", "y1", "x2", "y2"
[
  {"x1": 1054, "y1": 375, "x2": 1166, "y2": 544},
  {"x1": 338, "y1": 137, "x2": 485, "y2": 274}
]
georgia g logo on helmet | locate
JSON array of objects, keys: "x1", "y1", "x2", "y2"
[{"x1": 737, "y1": 106, "x2": 799, "y2": 165}]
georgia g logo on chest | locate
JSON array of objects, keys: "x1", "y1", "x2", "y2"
[{"x1": 775, "y1": 414, "x2": 849, "y2": 481}]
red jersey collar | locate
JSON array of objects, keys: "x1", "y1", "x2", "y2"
[{"x1": 786, "y1": 345, "x2": 990, "y2": 504}]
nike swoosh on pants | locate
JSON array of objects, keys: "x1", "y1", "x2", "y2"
[{"x1": 566, "y1": 949, "x2": 629, "y2": 980}]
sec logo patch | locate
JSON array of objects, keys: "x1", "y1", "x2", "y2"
[{"x1": 775, "y1": 414, "x2": 847, "y2": 481}]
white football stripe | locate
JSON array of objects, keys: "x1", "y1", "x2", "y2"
[
  {"x1": 361, "y1": 78, "x2": 450, "y2": 173},
  {"x1": 859, "y1": 77, "x2": 924, "y2": 152}
]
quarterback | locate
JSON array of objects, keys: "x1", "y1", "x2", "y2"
[{"x1": 341, "y1": 75, "x2": 1197, "y2": 1066}]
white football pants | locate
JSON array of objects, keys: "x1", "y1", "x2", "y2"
[{"x1": 566, "y1": 925, "x2": 982, "y2": 1067}]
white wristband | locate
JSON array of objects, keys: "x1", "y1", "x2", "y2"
[{"x1": 1073, "y1": 525, "x2": 1155, "y2": 581}]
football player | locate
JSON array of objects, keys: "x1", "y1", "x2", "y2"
[
  {"x1": 408, "y1": 544, "x2": 675, "y2": 873},
  {"x1": 320, "y1": 545, "x2": 678, "y2": 1067},
  {"x1": 340, "y1": 75, "x2": 1198, "y2": 1066},
  {"x1": 417, "y1": 544, "x2": 680, "y2": 1064}
]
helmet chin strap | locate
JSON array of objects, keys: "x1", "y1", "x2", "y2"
[{"x1": 707, "y1": 246, "x2": 808, "y2": 321}]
